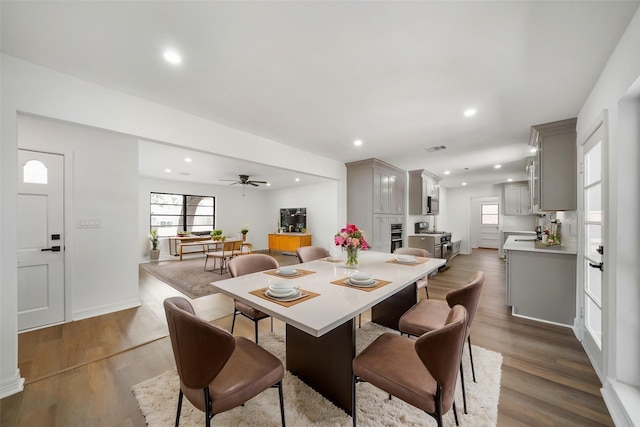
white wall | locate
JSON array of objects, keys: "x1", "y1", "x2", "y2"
[
  {"x1": 267, "y1": 180, "x2": 342, "y2": 251},
  {"x1": 18, "y1": 114, "x2": 141, "y2": 320},
  {"x1": 577, "y1": 7, "x2": 640, "y2": 425},
  {"x1": 1, "y1": 54, "x2": 346, "y2": 398}
]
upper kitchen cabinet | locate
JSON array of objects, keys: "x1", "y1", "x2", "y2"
[
  {"x1": 529, "y1": 118, "x2": 577, "y2": 211},
  {"x1": 348, "y1": 159, "x2": 406, "y2": 215},
  {"x1": 347, "y1": 159, "x2": 406, "y2": 253},
  {"x1": 503, "y1": 181, "x2": 532, "y2": 215},
  {"x1": 408, "y1": 169, "x2": 441, "y2": 215}
]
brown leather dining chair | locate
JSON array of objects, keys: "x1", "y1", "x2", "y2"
[
  {"x1": 398, "y1": 271, "x2": 484, "y2": 414},
  {"x1": 352, "y1": 305, "x2": 467, "y2": 427},
  {"x1": 228, "y1": 253, "x2": 279, "y2": 343},
  {"x1": 295, "y1": 246, "x2": 330, "y2": 263},
  {"x1": 163, "y1": 297, "x2": 285, "y2": 427},
  {"x1": 394, "y1": 247, "x2": 431, "y2": 298}
]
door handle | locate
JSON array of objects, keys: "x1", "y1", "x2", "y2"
[
  {"x1": 589, "y1": 261, "x2": 603, "y2": 272},
  {"x1": 41, "y1": 246, "x2": 61, "y2": 252}
]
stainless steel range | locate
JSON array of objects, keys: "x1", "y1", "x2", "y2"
[{"x1": 408, "y1": 227, "x2": 452, "y2": 262}]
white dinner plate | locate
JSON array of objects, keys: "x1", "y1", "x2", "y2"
[
  {"x1": 396, "y1": 258, "x2": 417, "y2": 264},
  {"x1": 276, "y1": 269, "x2": 298, "y2": 276},
  {"x1": 265, "y1": 289, "x2": 303, "y2": 301},
  {"x1": 346, "y1": 279, "x2": 378, "y2": 288},
  {"x1": 267, "y1": 287, "x2": 297, "y2": 297}
]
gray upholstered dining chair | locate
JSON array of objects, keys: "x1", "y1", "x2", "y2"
[
  {"x1": 163, "y1": 297, "x2": 285, "y2": 427},
  {"x1": 398, "y1": 271, "x2": 484, "y2": 414},
  {"x1": 227, "y1": 253, "x2": 278, "y2": 343},
  {"x1": 394, "y1": 247, "x2": 430, "y2": 298},
  {"x1": 352, "y1": 305, "x2": 467, "y2": 427},
  {"x1": 295, "y1": 246, "x2": 330, "y2": 263}
]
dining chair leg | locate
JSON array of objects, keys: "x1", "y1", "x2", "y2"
[
  {"x1": 459, "y1": 361, "x2": 467, "y2": 414},
  {"x1": 231, "y1": 310, "x2": 238, "y2": 335},
  {"x1": 352, "y1": 376, "x2": 357, "y2": 427},
  {"x1": 276, "y1": 380, "x2": 286, "y2": 427},
  {"x1": 270, "y1": 317, "x2": 274, "y2": 332},
  {"x1": 452, "y1": 401, "x2": 459, "y2": 426},
  {"x1": 254, "y1": 320, "x2": 259, "y2": 344},
  {"x1": 468, "y1": 336, "x2": 476, "y2": 382},
  {"x1": 175, "y1": 389, "x2": 183, "y2": 427}
]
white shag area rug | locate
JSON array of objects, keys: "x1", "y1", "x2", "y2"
[{"x1": 132, "y1": 323, "x2": 502, "y2": 426}]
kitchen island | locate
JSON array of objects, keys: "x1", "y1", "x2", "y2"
[{"x1": 504, "y1": 235, "x2": 577, "y2": 326}]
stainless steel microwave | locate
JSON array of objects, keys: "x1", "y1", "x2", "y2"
[{"x1": 427, "y1": 197, "x2": 439, "y2": 215}]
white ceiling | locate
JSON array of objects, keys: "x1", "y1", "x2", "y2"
[{"x1": 2, "y1": 1, "x2": 638, "y2": 189}]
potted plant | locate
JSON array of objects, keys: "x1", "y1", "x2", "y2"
[
  {"x1": 149, "y1": 228, "x2": 160, "y2": 261},
  {"x1": 211, "y1": 229, "x2": 223, "y2": 241},
  {"x1": 241, "y1": 227, "x2": 249, "y2": 241}
]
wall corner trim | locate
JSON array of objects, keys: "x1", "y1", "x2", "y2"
[{"x1": 0, "y1": 369, "x2": 25, "y2": 399}]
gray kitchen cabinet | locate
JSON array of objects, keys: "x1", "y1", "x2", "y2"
[
  {"x1": 528, "y1": 118, "x2": 577, "y2": 211},
  {"x1": 347, "y1": 159, "x2": 406, "y2": 253},
  {"x1": 503, "y1": 181, "x2": 531, "y2": 215},
  {"x1": 505, "y1": 237, "x2": 576, "y2": 325},
  {"x1": 408, "y1": 169, "x2": 440, "y2": 215}
]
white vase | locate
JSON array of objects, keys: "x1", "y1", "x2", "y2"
[{"x1": 149, "y1": 249, "x2": 160, "y2": 261}]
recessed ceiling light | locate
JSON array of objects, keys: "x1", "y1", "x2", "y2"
[
  {"x1": 463, "y1": 108, "x2": 477, "y2": 117},
  {"x1": 530, "y1": 148, "x2": 537, "y2": 153},
  {"x1": 295, "y1": 178, "x2": 300, "y2": 182},
  {"x1": 163, "y1": 50, "x2": 182, "y2": 65},
  {"x1": 164, "y1": 168, "x2": 171, "y2": 173},
  {"x1": 354, "y1": 139, "x2": 363, "y2": 146},
  {"x1": 444, "y1": 170, "x2": 451, "y2": 175},
  {"x1": 494, "y1": 164, "x2": 502, "y2": 169},
  {"x1": 266, "y1": 182, "x2": 271, "y2": 186},
  {"x1": 184, "y1": 157, "x2": 192, "y2": 163},
  {"x1": 462, "y1": 182, "x2": 468, "y2": 186},
  {"x1": 507, "y1": 178, "x2": 513, "y2": 182}
]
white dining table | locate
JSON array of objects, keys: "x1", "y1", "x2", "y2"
[{"x1": 211, "y1": 250, "x2": 445, "y2": 415}]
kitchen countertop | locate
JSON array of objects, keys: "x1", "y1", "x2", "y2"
[{"x1": 503, "y1": 235, "x2": 577, "y2": 255}]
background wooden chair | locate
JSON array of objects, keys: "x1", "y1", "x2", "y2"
[{"x1": 205, "y1": 240, "x2": 243, "y2": 274}]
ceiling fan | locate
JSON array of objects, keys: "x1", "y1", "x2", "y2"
[{"x1": 219, "y1": 174, "x2": 268, "y2": 187}]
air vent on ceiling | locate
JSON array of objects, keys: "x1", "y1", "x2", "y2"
[{"x1": 425, "y1": 145, "x2": 447, "y2": 152}]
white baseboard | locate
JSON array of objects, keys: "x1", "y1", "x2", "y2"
[
  {"x1": 73, "y1": 298, "x2": 141, "y2": 321},
  {"x1": 0, "y1": 368, "x2": 25, "y2": 399},
  {"x1": 602, "y1": 378, "x2": 640, "y2": 426}
]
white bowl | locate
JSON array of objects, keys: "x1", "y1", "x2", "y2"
[
  {"x1": 397, "y1": 255, "x2": 416, "y2": 263},
  {"x1": 277, "y1": 267, "x2": 297, "y2": 275},
  {"x1": 351, "y1": 272, "x2": 372, "y2": 281},
  {"x1": 268, "y1": 287, "x2": 297, "y2": 297},
  {"x1": 269, "y1": 282, "x2": 294, "y2": 291}
]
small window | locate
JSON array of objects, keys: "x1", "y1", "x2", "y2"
[
  {"x1": 23, "y1": 160, "x2": 48, "y2": 184},
  {"x1": 481, "y1": 204, "x2": 499, "y2": 225}
]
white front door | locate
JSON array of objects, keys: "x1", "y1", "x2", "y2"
[
  {"x1": 17, "y1": 150, "x2": 65, "y2": 331},
  {"x1": 479, "y1": 202, "x2": 500, "y2": 249},
  {"x1": 579, "y1": 122, "x2": 605, "y2": 378}
]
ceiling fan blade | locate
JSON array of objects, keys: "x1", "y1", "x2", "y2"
[
  {"x1": 219, "y1": 179, "x2": 239, "y2": 182},
  {"x1": 249, "y1": 182, "x2": 259, "y2": 187},
  {"x1": 250, "y1": 180, "x2": 268, "y2": 184}
]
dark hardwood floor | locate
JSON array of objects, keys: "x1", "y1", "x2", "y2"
[{"x1": 1, "y1": 249, "x2": 612, "y2": 426}]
